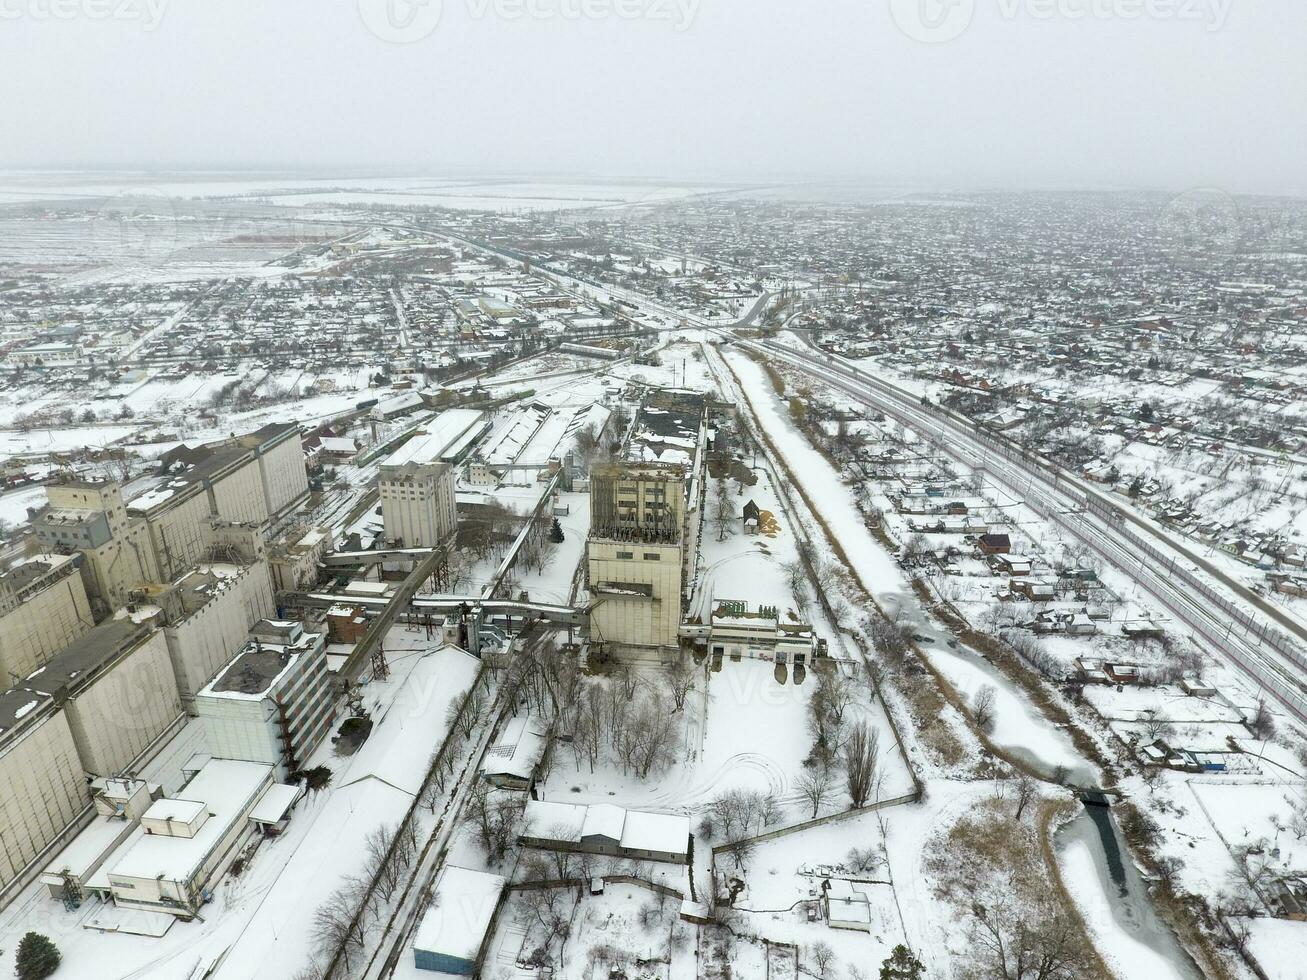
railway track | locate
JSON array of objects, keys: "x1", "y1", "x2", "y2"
[{"x1": 733, "y1": 335, "x2": 1307, "y2": 724}]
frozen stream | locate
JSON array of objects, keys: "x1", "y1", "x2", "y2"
[
  {"x1": 880, "y1": 589, "x2": 1100, "y2": 787},
  {"x1": 1058, "y1": 807, "x2": 1205, "y2": 980},
  {"x1": 724, "y1": 349, "x2": 1195, "y2": 972}
]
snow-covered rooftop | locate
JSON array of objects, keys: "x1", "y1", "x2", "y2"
[{"x1": 412, "y1": 865, "x2": 506, "y2": 963}]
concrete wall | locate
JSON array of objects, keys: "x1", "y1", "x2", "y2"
[
  {"x1": 164, "y1": 562, "x2": 275, "y2": 705},
  {"x1": 587, "y1": 540, "x2": 682, "y2": 651},
  {"x1": 258, "y1": 434, "x2": 310, "y2": 518},
  {"x1": 0, "y1": 570, "x2": 92, "y2": 691},
  {"x1": 82, "y1": 519, "x2": 160, "y2": 608},
  {"x1": 380, "y1": 464, "x2": 456, "y2": 548},
  {"x1": 210, "y1": 463, "x2": 270, "y2": 525},
  {"x1": 195, "y1": 696, "x2": 280, "y2": 771},
  {"x1": 0, "y1": 713, "x2": 88, "y2": 894},
  {"x1": 143, "y1": 489, "x2": 211, "y2": 582},
  {"x1": 64, "y1": 630, "x2": 183, "y2": 777}
]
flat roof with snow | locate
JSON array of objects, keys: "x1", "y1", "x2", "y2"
[
  {"x1": 582, "y1": 803, "x2": 626, "y2": 843},
  {"x1": 381, "y1": 409, "x2": 486, "y2": 469},
  {"x1": 142, "y1": 798, "x2": 206, "y2": 825},
  {"x1": 413, "y1": 865, "x2": 506, "y2": 963},
  {"x1": 249, "y1": 783, "x2": 301, "y2": 825},
  {"x1": 106, "y1": 760, "x2": 273, "y2": 885},
  {"x1": 619, "y1": 808, "x2": 690, "y2": 856},
  {"x1": 522, "y1": 800, "x2": 690, "y2": 860}
]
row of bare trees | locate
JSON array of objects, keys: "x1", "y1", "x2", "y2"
[
  {"x1": 800, "y1": 665, "x2": 884, "y2": 817},
  {"x1": 516, "y1": 507, "x2": 561, "y2": 577},
  {"x1": 299, "y1": 665, "x2": 495, "y2": 980},
  {"x1": 302, "y1": 820, "x2": 419, "y2": 979}
]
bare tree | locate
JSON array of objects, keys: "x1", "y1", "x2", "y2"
[
  {"x1": 365, "y1": 824, "x2": 401, "y2": 901},
  {"x1": 970, "y1": 895, "x2": 1081, "y2": 980},
  {"x1": 816, "y1": 668, "x2": 855, "y2": 726},
  {"x1": 1013, "y1": 772, "x2": 1038, "y2": 821},
  {"x1": 1248, "y1": 698, "x2": 1276, "y2": 740},
  {"x1": 844, "y1": 721, "x2": 881, "y2": 809},
  {"x1": 973, "y1": 685, "x2": 998, "y2": 734},
  {"x1": 810, "y1": 940, "x2": 836, "y2": 977},
  {"x1": 1287, "y1": 793, "x2": 1307, "y2": 841},
  {"x1": 1139, "y1": 708, "x2": 1171, "y2": 743},
  {"x1": 667, "y1": 653, "x2": 696, "y2": 711},
  {"x1": 629, "y1": 690, "x2": 678, "y2": 778},
  {"x1": 782, "y1": 558, "x2": 806, "y2": 598},
  {"x1": 466, "y1": 782, "x2": 525, "y2": 864},
  {"x1": 846, "y1": 846, "x2": 881, "y2": 874},
  {"x1": 311, "y1": 880, "x2": 368, "y2": 969},
  {"x1": 711, "y1": 476, "x2": 736, "y2": 542},
  {"x1": 798, "y1": 766, "x2": 835, "y2": 818}
]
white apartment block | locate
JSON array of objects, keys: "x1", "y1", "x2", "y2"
[
  {"x1": 0, "y1": 553, "x2": 94, "y2": 692},
  {"x1": 194, "y1": 620, "x2": 334, "y2": 779}
]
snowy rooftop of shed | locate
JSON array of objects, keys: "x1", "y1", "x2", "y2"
[{"x1": 413, "y1": 866, "x2": 506, "y2": 962}]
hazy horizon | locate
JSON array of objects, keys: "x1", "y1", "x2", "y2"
[{"x1": 1, "y1": 0, "x2": 1303, "y2": 196}]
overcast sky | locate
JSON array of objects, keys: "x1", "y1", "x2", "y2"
[{"x1": 1, "y1": 0, "x2": 1303, "y2": 193}]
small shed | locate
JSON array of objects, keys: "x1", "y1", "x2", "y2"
[
  {"x1": 742, "y1": 499, "x2": 761, "y2": 534},
  {"x1": 413, "y1": 866, "x2": 506, "y2": 975},
  {"x1": 680, "y1": 899, "x2": 713, "y2": 924}
]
